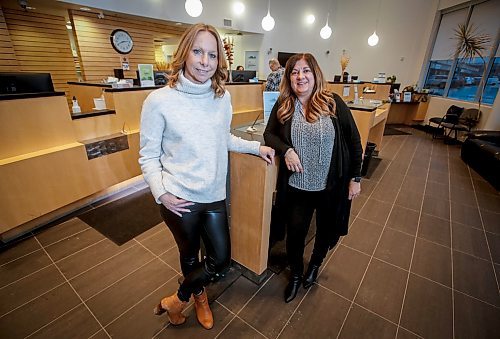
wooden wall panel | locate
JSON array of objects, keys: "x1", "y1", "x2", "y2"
[
  {"x1": 0, "y1": 8, "x2": 19, "y2": 71},
  {"x1": 71, "y1": 10, "x2": 185, "y2": 81},
  {"x1": 2, "y1": 8, "x2": 76, "y2": 98}
]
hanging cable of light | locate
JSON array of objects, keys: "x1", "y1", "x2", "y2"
[
  {"x1": 320, "y1": 13, "x2": 332, "y2": 39},
  {"x1": 261, "y1": 0, "x2": 275, "y2": 31},
  {"x1": 368, "y1": 0, "x2": 382, "y2": 46},
  {"x1": 185, "y1": 0, "x2": 203, "y2": 18}
]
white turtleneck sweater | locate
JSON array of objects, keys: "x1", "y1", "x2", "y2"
[{"x1": 139, "y1": 73, "x2": 261, "y2": 204}]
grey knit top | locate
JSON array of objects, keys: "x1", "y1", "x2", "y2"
[{"x1": 289, "y1": 100, "x2": 335, "y2": 191}]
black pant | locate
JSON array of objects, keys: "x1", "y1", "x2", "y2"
[
  {"x1": 286, "y1": 186, "x2": 340, "y2": 274},
  {"x1": 160, "y1": 200, "x2": 230, "y2": 302}
]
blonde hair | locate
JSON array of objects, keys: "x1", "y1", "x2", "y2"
[
  {"x1": 168, "y1": 23, "x2": 228, "y2": 97},
  {"x1": 269, "y1": 58, "x2": 280, "y2": 68},
  {"x1": 277, "y1": 53, "x2": 335, "y2": 123}
]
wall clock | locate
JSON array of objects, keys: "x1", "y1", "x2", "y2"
[{"x1": 110, "y1": 29, "x2": 133, "y2": 54}]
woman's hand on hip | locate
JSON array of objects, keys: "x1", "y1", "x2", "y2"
[
  {"x1": 259, "y1": 146, "x2": 275, "y2": 165},
  {"x1": 159, "y1": 192, "x2": 194, "y2": 217},
  {"x1": 284, "y1": 148, "x2": 303, "y2": 173},
  {"x1": 348, "y1": 181, "x2": 361, "y2": 200}
]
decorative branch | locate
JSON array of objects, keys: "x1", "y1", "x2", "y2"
[{"x1": 223, "y1": 37, "x2": 234, "y2": 67}]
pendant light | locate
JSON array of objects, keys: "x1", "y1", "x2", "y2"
[
  {"x1": 320, "y1": 13, "x2": 332, "y2": 39},
  {"x1": 368, "y1": 0, "x2": 382, "y2": 46},
  {"x1": 261, "y1": 0, "x2": 275, "y2": 31},
  {"x1": 185, "y1": 0, "x2": 203, "y2": 18}
]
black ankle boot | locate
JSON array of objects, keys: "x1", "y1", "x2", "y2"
[
  {"x1": 284, "y1": 273, "x2": 302, "y2": 303},
  {"x1": 303, "y1": 264, "x2": 320, "y2": 289}
]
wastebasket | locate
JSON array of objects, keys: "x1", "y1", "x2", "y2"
[{"x1": 361, "y1": 142, "x2": 377, "y2": 176}]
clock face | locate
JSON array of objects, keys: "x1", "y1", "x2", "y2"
[{"x1": 110, "y1": 29, "x2": 133, "y2": 54}]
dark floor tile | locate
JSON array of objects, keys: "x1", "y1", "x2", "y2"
[
  {"x1": 355, "y1": 259, "x2": 407, "y2": 322},
  {"x1": 472, "y1": 179, "x2": 498, "y2": 195},
  {"x1": 358, "y1": 199, "x2": 393, "y2": 226},
  {"x1": 422, "y1": 194, "x2": 450, "y2": 220},
  {"x1": 28, "y1": 304, "x2": 102, "y2": 339},
  {"x1": 0, "y1": 283, "x2": 81, "y2": 338},
  {"x1": 35, "y1": 218, "x2": 90, "y2": 247},
  {"x1": 453, "y1": 250, "x2": 500, "y2": 307},
  {"x1": 450, "y1": 185, "x2": 476, "y2": 206},
  {"x1": 452, "y1": 222, "x2": 490, "y2": 260},
  {"x1": 429, "y1": 159, "x2": 448, "y2": 173},
  {"x1": 427, "y1": 170, "x2": 449, "y2": 185},
  {"x1": 339, "y1": 304, "x2": 397, "y2": 339},
  {"x1": 342, "y1": 218, "x2": 384, "y2": 256},
  {"x1": 56, "y1": 238, "x2": 135, "y2": 280},
  {"x1": 350, "y1": 194, "x2": 368, "y2": 217},
  {"x1": 218, "y1": 317, "x2": 266, "y2": 339},
  {"x1": 133, "y1": 222, "x2": 166, "y2": 242},
  {"x1": 216, "y1": 275, "x2": 261, "y2": 314},
  {"x1": 476, "y1": 192, "x2": 500, "y2": 213},
  {"x1": 368, "y1": 159, "x2": 390, "y2": 182},
  {"x1": 451, "y1": 201, "x2": 482, "y2": 228},
  {"x1": 0, "y1": 249, "x2": 52, "y2": 288},
  {"x1": 401, "y1": 176, "x2": 427, "y2": 196},
  {"x1": 319, "y1": 245, "x2": 370, "y2": 301},
  {"x1": 418, "y1": 213, "x2": 451, "y2": 247},
  {"x1": 425, "y1": 181, "x2": 449, "y2": 200},
  {"x1": 159, "y1": 246, "x2": 181, "y2": 274},
  {"x1": 360, "y1": 179, "x2": 377, "y2": 196},
  {"x1": 454, "y1": 291, "x2": 500, "y2": 339},
  {"x1": 449, "y1": 164, "x2": 471, "y2": 179},
  {"x1": 374, "y1": 228, "x2": 414, "y2": 270},
  {"x1": 400, "y1": 274, "x2": 453, "y2": 339},
  {"x1": 411, "y1": 238, "x2": 451, "y2": 287},
  {"x1": 480, "y1": 209, "x2": 500, "y2": 235},
  {"x1": 395, "y1": 190, "x2": 424, "y2": 211},
  {"x1": 277, "y1": 285, "x2": 350, "y2": 339},
  {"x1": 396, "y1": 327, "x2": 422, "y2": 339},
  {"x1": 0, "y1": 236, "x2": 41, "y2": 266},
  {"x1": 135, "y1": 227, "x2": 176, "y2": 256},
  {"x1": 0, "y1": 264, "x2": 65, "y2": 316},
  {"x1": 156, "y1": 302, "x2": 233, "y2": 338},
  {"x1": 237, "y1": 273, "x2": 307, "y2": 338},
  {"x1": 485, "y1": 232, "x2": 500, "y2": 264},
  {"x1": 371, "y1": 180, "x2": 400, "y2": 204},
  {"x1": 69, "y1": 244, "x2": 156, "y2": 300},
  {"x1": 86, "y1": 258, "x2": 177, "y2": 326},
  {"x1": 105, "y1": 276, "x2": 180, "y2": 338},
  {"x1": 44, "y1": 227, "x2": 105, "y2": 262},
  {"x1": 387, "y1": 205, "x2": 420, "y2": 235}
]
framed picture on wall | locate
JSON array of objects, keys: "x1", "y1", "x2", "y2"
[
  {"x1": 138, "y1": 64, "x2": 154, "y2": 87},
  {"x1": 245, "y1": 51, "x2": 259, "y2": 72}
]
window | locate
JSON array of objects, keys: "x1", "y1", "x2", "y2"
[{"x1": 423, "y1": 0, "x2": 500, "y2": 105}]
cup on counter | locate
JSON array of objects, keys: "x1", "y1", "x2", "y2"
[{"x1": 93, "y1": 98, "x2": 106, "y2": 110}]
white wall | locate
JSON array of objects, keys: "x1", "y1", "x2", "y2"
[{"x1": 60, "y1": 0, "x2": 439, "y2": 87}]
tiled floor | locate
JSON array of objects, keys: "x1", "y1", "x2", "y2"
[{"x1": 1, "y1": 128, "x2": 499, "y2": 338}]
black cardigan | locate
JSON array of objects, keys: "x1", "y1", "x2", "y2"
[{"x1": 263, "y1": 93, "x2": 362, "y2": 246}]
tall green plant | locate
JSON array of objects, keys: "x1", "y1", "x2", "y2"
[{"x1": 453, "y1": 23, "x2": 491, "y2": 113}]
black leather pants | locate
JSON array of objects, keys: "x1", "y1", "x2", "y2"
[
  {"x1": 286, "y1": 187, "x2": 340, "y2": 274},
  {"x1": 160, "y1": 200, "x2": 230, "y2": 302}
]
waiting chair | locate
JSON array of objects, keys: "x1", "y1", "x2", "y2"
[
  {"x1": 441, "y1": 108, "x2": 481, "y2": 143},
  {"x1": 427, "y1": 105, "x2": 464, "y2": 139}
]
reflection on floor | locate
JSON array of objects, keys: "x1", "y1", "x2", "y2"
[{"x1": 1, "y1": 128, "x2": 499, "y2": 338}]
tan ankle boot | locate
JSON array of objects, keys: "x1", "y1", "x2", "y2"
[
  {"x1": 194, "y1": 290, "x2": 213, "y2": 329},
  {"x1": 154, "y1": 293, "x2": 187, "y2": 325}
]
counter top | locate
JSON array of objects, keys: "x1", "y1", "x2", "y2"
[{"x1": 0, "y1": 91, "x2": 66, "y2": 101}]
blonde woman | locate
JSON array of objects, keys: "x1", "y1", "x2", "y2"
[{"x1": 139, "y1": 23, "x2": 275, "y2": 329}]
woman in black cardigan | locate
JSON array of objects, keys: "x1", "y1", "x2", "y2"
[{"x1": 264, "y1": 53, "x2": 363, "y2": 303}]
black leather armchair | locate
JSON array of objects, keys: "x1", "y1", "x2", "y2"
[{"x1": 461, "y1": 130, "x2": 500, "y2": 190}]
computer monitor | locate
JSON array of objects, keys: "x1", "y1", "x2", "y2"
[
  {"x1": 231, "y1": 70, "x2": 256, "y2": 83},
  {"x1": 277, "y1": 52, "x2": 297, "y2": 67},
  {"x1": 390, "y1": 83, "x2": 401, "y2": 94},
  {"x1": 333, "y1": 75, "x2": 341, "y2": 82},
  {"x1": 351, "y1": 75, "x2": 359, "y2": 81},
  {"x1": 154, "y1": 71, "x2": 167, "y2": 86},
  {"x1": 0, "y1": 72, "x2": 54, "y2": 94}
]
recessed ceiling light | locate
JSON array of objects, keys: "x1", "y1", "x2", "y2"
[
  {"x1": 306, "y1": 14, "x2": 315, "y2": 25},
  {"x1": 233, "y1": 2, "x2": 245, "y2": 15}
]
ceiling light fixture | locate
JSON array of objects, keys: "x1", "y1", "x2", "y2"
[
  {"x1": 185, "y1": 0, "x2": 203, "y2": 18},
  {"x1": 261, "y1": 0, "x2": 275, "y2": 32},
  {"x1": 320, "y1": 13, "x2": 332, "y2": 39},
  {"x1": 233, "y1": 2, "x2": 245, "y2": 15},
  {"x1": 306, "y1": 14, "x2": 315, "y2": 25},
  {"x1": 368, "y1": 0, "x2": 382, "y2": 46}
]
